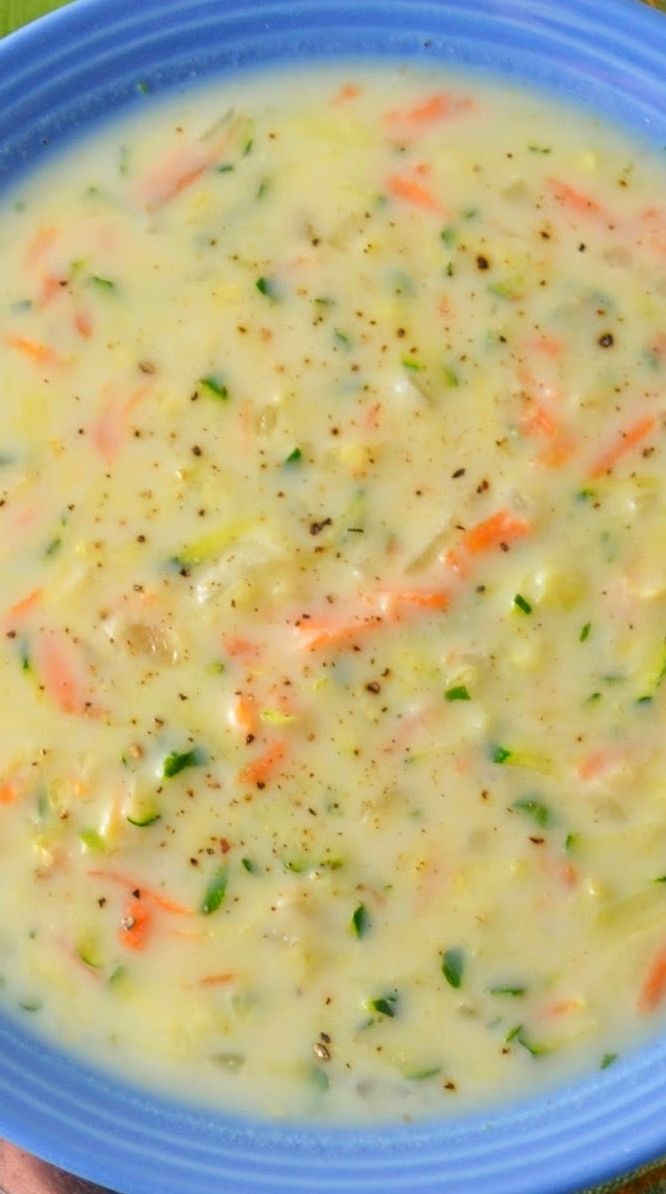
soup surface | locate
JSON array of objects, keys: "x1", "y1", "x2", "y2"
[{"x1": 1, "y1": 66, "x2": 666, "y2": 1122}]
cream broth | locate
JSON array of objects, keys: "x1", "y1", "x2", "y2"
[{"x1": 0, "y1": 66, "x2": 666, "y2": 1121}]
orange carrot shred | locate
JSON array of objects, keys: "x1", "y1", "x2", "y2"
[
  {"x1": 74, "y1": 309, "x2": 94, "y2": 339},
  {"x1": 239, "y1": 741, "x2": 287, "y2": 787},
  {"x1": 0, "y1": 779, "x2": 19, "y2": 806},
  {"x1": 386, "y1": 173, "x2": 443, "y2": 213},
  {"x1": 332, "y1": 83, "x2": 361, "y2": 105},
  {"x1": 638, "y1": 946, "x2": 666, "y2": 1013},
  {"x1": 295, "y1": 615, "x2": 383, "y2": 652},
  {"x1": 462, "y1": 510, "x2": 531, "y2": 555},
  {"x1": 385, "y1": 91, "x2": 474, "y2": 135},
  {"x1": 25, "y1": 225, "x2": 57, "y2": 268},
  {"x1": 547, "y1": 177, "x2": 614, "y2": 224},
  {"x1": 88, "y1": 869, "x2": 192, "y2": 916},
  {"x1": 34, "y1": 631, "x2": 88, "y2": 717},
  {"x1": 4, "y1": 587, "x2": 43, "y2": 630},
  {"x1": 589, "y1": 414, "x2": 656, "y2": 479},
  {"x1": 5, "y1": 333, "x2": 62, "y2": 370},
  {"x1": 199, "y1": 972, "x2": 237, "y2": 987},
  {"x1": 119, "y1": 899, "x2": 152, "y2": 952},
  {"x1": 229, "y1": 693, "x2": 257, "y2": 736}
]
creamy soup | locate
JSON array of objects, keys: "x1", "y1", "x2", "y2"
[{"x1": 0, "y1": 65, "x2": 666, "y2": 1122}]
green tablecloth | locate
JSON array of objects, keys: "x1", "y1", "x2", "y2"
[{"x1": 0, "y1": 0, "x2": 665, "y2": 1189}]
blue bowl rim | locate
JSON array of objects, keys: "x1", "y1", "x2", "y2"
[{"x1": 0, "y1": 2, "x2": 666, "y2": 1192}]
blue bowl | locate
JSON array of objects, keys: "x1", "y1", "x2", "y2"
[{"x1": 1, "y1": 2, "x2": 666, "y2": 1191}]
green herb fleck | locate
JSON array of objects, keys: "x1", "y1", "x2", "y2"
[
  {"x1": 406, "y1": 1066, "x2": 441, "y2": 1080},
  {"x1": 78, "y1": 828, "x2": 106, "y2": 852},
  {"x1": 136, "y1": 81, "x2": 150, "y2": 95},
  {"x1": 256, "y1": 275, "x2": 279, "y2": 301},
  {"x1": 440, "y1": 225, "x2": 457, "y2": 246},
  {"x1": 90, "y1": 275, "x2": 116, "y2": 292},
  {"x1": 44, "y1": 536, "x2": 62, "y2": 558},
  {"x1": 163, "y1": 748, "x2": 204, "y2": 779},
  {"x1": 580, "y1": 622, "x2": 592, "y2": 642},
  {"x1": 506, "y1": 1025, "x2": 549, "y2": 1056},
  {"x1": 201, "y1": 867, "x2": 228, "y2": 915},
  {"x1": 442, "y1": 947, "x2": 465, "y2": 989},
  {"x1": 489, "y1": 985, "x2": 526, "y2": 997},
  {"x1": 402, "y1": 356, "x2": 424, "y2": 372},
  {"x1": 446, "y1": 685, "x2": 470, "y2": 702},
  {"x1": 528, "y1": 144, "x2": 552, "y2": 154},
  {"x1": 243, "y1": 138, "x2": 254, "y2": 157},
  {"x1": 442, "y1": 365, "x2": 459, "y2": 387},
  {"x1": 492, "y1": 745, "x2": 512, "y2": 764},
  {"x1": 601, "y1": 1052, "x2": 618, "y2": 1069},
  {"x1": 368, "y1": 991, "x2": 399, "y2": 1018},
  {"x1": 241, "y1": 857, "x2": 260, "y2": 874},
  {"x1": 512, "y1": 796, "x2": 552, "y2": 829},
  {"x1": 514, "y1": 594, "x2": 532, "y2": 615},
  {"x1": 200, "y1": 374, "x2": 228, "y2": 401},
  {"x1": 285, "y1": 447, "x2": 302, "y2": 465},
  {"x1": 256, "y1": 177, "x2": 271, "y2": 200},
  {"x1": 565, "y1": 833, "x2": 579, "y2": 855},
  {"x1": 334, "y1": 329, "x2": 352, "y2": 349},
  {"x1": 351, "y1": 903, "x2": 370, "y2": 939}
]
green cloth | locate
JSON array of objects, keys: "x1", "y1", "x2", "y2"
[
  {"x1": 0, "y1": 0, "x2": 69, "y2": 36},
  {"x1": 0, "y1": 0, "x2": 665, "y2": 1189}
]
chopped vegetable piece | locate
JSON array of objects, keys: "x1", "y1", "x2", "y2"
[
  {"x1": 285, "y1": 447, "x2": 302, "y2": 465},
  {"x1": 513, "y1": 594, "x2": 532, "y2": 615},
  {"x1": 492, "y1": 745, "x2": 512, "y2": 764},
  {"x1": 201, "y1": 867, "x2": 228, "y2": 916},
  {"x1": 200, "y1": 375, "x2": 229, "y2": 400},
  {"x1": 351, "y1": 903, "x2": 370, "y2": 938},
  {"x1": 512, "y1": 797, "x2": 552, "y2": 829},
  {"x1": 446, "y1": 685, "x2": 470, "y2": 702},
  {"x1": 256, "y1": 275, "x2": 279, "y2": 301},
  {"x1": 163, "y1": 748, "x2": 203, "y2": 779},
  {"x1": 489, "y1": 985, "x2": 526, "y2": 997},
  {"x1": 442, "y1": 947, "x2": 465, "y2": 989},
  {"x1": 368, "y1": 992, "x2": 399, "y2": 1018},
  {"x1": 580, "y1": 622, "x2": 592, "y2": 642},
  {"x1": 601, "y1": 1052, "x2": 618, "y2": 1069}
]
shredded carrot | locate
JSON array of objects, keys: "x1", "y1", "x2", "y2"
[
  {"x1": 38, "y1": 274, "x2": 65, "y2": 307},
  {"x1": 332, "y1": 82, "x2": 361, "y2": 105},
  {"x1": 385, "y1": 91, "x2": 474, "y2": 136},
  {"x1": 462, "y1": 510, "x2": 531, "y2": 556},
  {"x1": 90, "y1": 385, "x2": 150, "y2": 464},
  {"x1": 386, "y1": 173, "x2": 443, "y2": 213},
  {"x1": 576, "y1": 747, "x2": 624, "y2": 781},
  {"x1": 589, "y1": 414, "x2": 656, "y2": 479},
  {"x1": 138, "y1": 143, "x2": 211, "y2": 210},
  {"x1": 25, "y1": 225, "x2": 57, "y2": 268},
  {"x1": 4, "y1": 333, "x2": 61, "y2": 370},
  {"x1": 638, "y1": 945, "x2": 666, "y2": 1012},
  {"x1": 523, "y1": 333, "x2": 565, "y2": 358},
  {"x1": 4, "y1": 587, "x2": 43, "y2": 629},
  {"x1": 74, "y1": 308, "x2": 94, "y2": 339},
  {"x1": 88, "y1": 868, "x2": 192, "y2": 916},
  {"x1": 0, "y1": 778, "x2": 20, "y2": 806},
  {"x1": 542, "y1": 997, "x2": 584, "y2": 1018},
  {"x1": 229, "y1": 693, "x2": 258, "y2": 736},
  {"x1": 119, "y1": 899, "x2": 152, "y2": 952},
  {"x1": 371, "y1": 589, "x2": 450, "y2": 616},
  {"x1": 199, "y1": 972, "x2": 237, "y2": 987},
  {"x1": 547, "y1": 177, "x2": 615, "y2": 224},
  {"x1": 34, "y1": 631, "x2": 90, "y2": 717},
  {"x1": 224, "y1": 635, "x2": 262, "y2": 659},
  {"x1": 295, "y1": 614, "x2": 383, "y2": 652},
  {"x1": 239, "y1": 740, "x2": 287, "y2": 786}
]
